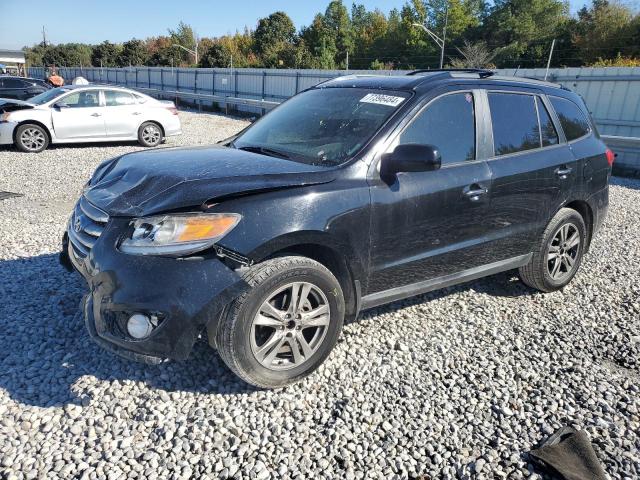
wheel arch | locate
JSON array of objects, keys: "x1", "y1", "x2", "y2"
[
  {"x1": 249, "y1": 233, "x2": 364, "y2": 321},
  {"x1": 139, "y1": 119, "x2": 165, "y2": 137},
  {"x1": 564, "y1": 199, "x2": 594, "y2": 250},
  {"x1": 13, "y1": 120, "x2": 52, "y2": 143}
]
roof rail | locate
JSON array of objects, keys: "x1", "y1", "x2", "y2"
[{"x1": 407, "y1": 68, "x2": 495, "y2": 78}]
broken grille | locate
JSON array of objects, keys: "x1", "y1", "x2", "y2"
[{"x1": 68, "y1": 197, "x2": 109, "y2": 259}]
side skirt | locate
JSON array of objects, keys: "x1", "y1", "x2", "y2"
[{"x1": 360, "y1": 253, "x2": 532, "y2": 311}]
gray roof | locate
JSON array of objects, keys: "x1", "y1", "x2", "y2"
[{"x1": 0, "y1": 49, "x2": 26, "y2": 64}]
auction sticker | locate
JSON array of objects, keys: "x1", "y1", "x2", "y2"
[{"x1": 359, "y1": 93, "x2": 405, "y2": 107}]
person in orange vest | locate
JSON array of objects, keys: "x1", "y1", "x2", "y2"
[{"x1": 47, "y1": 68, "x2": 64, "y2": 87}]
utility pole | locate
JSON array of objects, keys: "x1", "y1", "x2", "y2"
[
  {"x1": 440, "y1": 2, "x2": 449, "y2": 69},
  {"x1": 346, "y1": 51, "x2": 349, "y2": 71},
  {"x1": 41, "y1": 26, "x2": 47, "y2": 46},
  {"x1": 544, "y1": 39, "x2": 556, "y2": 81},
  {"x1": 412, "y1": 0, "x2": 449, "y2": 69}
]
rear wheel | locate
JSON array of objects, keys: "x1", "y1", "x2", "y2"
[
  {"x1": 137, "y1": 121, "x2": 163, "y2": 147},
  {"x1": 15, "y1": 124, "x2": 49, "y2": 153},
  {"x1": 215, "y1": 256, "x2": 345, "y2": 388},
  {"x1": 519, "y1": 208, "x2": 586, "y2": 292}
]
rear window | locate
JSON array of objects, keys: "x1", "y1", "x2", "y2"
[
  {"x1": 549, "y1": 96, "x2": 590, "y2": 141},
  {"x1": 489, "y1": 93, "x2": 540, "y2": 156}
]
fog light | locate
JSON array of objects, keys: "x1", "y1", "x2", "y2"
[{"x1": 127, "y1": 314, "x2": 153, "y2": 339}]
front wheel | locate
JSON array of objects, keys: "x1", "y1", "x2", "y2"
[
  {"x1": 519, "y1": 207, "x2": 586, "y2": 292},
  {"x1": 15, "y1": 124, "x2": 49, "y2": 153},
  {"x1": 137, "y1": 121, "x2": 163, "y2": 147},
  {"x1": 214, "y1": 256, "x2": 345, "y2": 388}
]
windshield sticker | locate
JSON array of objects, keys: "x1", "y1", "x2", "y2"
[{"x1": 359, "y1": 93, "x2": 405, "y2": 107}]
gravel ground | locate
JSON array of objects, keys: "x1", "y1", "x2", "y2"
[{"x1": 0, "y1": 111, "x2": 639, "y2": 479}]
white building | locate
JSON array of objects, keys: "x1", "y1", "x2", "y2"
[{"x1": 0, "y1": 49, "x2": 26, "y2": 75}]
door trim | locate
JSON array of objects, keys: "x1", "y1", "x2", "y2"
[{"x1": 360, "y1": 253, "x2": 532, "y2": 310}]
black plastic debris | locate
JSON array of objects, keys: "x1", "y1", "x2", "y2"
[
  {"x1": 529, "y1": 426, "x2": 607, "y2": 480},
  {"x1": 0, "y1": 191, "x2": 24, "y2": 201}
]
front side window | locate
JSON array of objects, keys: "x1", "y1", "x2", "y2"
[
  {"x1": 104, "y1": 90, "x2": 136, "y2": 106},
  {"x1": 489, "y1": 93, "x2": 540, "y2": 156},
  {"x1": 29, "y1": 87, "x2": 71, "y2": 105},
  {"x1": 59, "y1": 91, "x2": 100, "y2": 108},
  {"x1": 536, "y1": 97, "x2": 559, "y2": 147},
  {"x1": 398, "y1": 92, "x2": 475, "y2": 164},
  {"x1": 549, "y1": 96, "x2": 590, "y2": 141},
  {"x1": 233, "y1": 88, "x2": 409, "y2": 166}
]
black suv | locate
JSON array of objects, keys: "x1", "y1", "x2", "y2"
[
  {"x1": 0, "y1": 76, "x2": 50, "y2": 100},
  {"x1": 61, "y1": 69, "x2": 612, "y2": 388}
]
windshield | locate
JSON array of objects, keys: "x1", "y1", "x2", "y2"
[
  {"x1": 233, "y1": 88, "x2": 409, "y2": 166},
  {"x1": 28, "y1": 87, "x2": 71, "y2": 105}
]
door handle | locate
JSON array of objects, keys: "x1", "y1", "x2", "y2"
[
  {"x1": 463, "y1": 184, "x2": 488, "y2": 201},
  {"x1": 555, "y1": 166, "x2": 573, "y2": 178},
  {"x1": 90, "y1": 113, "x2": 102, "y2": 117},
  {"x1": 132, "y1": 112, "x2": 142, "y2": 115}
]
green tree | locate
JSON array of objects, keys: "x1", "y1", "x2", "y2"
[
  {"x1": 91, "y1": 41, "x2": 121, "y2": 67},
  {"x1": 168, "y1": 22, "x2": 197, "y2": 65},
  {"x1": 199, "y1": 43, "x2": 233, "y2": 67},
  {"x1": 117, "y1": 39, "x2": 148, "y2": 66},
  {"x1": 253, "y1": 12, "x2": 296, "y2": 56},
  {"x1": 574, "y1": 0, "x2": 636, "y2": 64},
  {"x1": 482, "y1": 0, "x2": 570, "y2": 67}
]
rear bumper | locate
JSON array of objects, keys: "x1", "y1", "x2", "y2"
[
  {"x1": 0, "y1": 122, "x2": 16, "y2": 145},
  {"x1": 162, "y1": 116, "x2": 182, "y2": 137},
  {"x1": 61, "y1": 217, "x2": 248, "y2": 363}
]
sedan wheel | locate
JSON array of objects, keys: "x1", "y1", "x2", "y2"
[
  {"x1": 15, "y1": 124, "x2": 49, "y2": 153},
  {"x1": 138, "y1": 122, "x2": 163, "y2": 147}
]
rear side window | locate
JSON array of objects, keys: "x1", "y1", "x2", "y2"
[
  {"x1": 399, "y1": 92, "x2": 475, "y2": 164},
  {"x1": 536, "y1": 97, "x2": 559, "y2": 147},
  {"x1": 104, "y1": 90, "x2": 136, "y2": 106},
  {"x1": 489, "y1": 93, "x2": 540, "y2": 156},
  {"x1": 549, "y1": 96, "x2": 590, "y2": 141}
]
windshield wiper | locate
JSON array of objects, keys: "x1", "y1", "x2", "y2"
[{"x1": 235, "y1": 145, "x2": 292, "y2": 160}]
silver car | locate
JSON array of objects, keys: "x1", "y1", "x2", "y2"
[{"x1": 0, "y1": 85, "x2": 182, "y2": 153}]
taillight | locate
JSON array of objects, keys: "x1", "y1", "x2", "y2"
[
  {"x1": 166, "y1": 106, "x2": 178, "y2": 115},
  {"x1": 605, "y1": 148, "x2": 615, "y2": 167}
]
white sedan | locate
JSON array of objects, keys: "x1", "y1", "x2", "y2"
[{"x1": 0, "y1": 85, "x2": 182, "y2": 153}]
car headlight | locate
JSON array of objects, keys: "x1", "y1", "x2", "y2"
[
  {"x1": 0, "y1": 112, "x2": 11, "y2": 123},
  {"x1": 119, "y1": 213, "x2": 241, "y2": 256}
]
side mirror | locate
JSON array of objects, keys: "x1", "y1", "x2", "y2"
[
  {"x1": 381, "y1": 143, "x2": 442, "y2": 177},
  {"x1": 53, "y1": 102, "x2": 69, "y2": 109}
]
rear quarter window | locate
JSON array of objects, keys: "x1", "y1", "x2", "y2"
[{"x1": 549, "y1": 96, "x2": 591, "y2": 141}]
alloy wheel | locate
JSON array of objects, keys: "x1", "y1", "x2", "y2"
[
  {"x1": 142, "y1": 124, "x2": 161, "y2": 145},
  {"x1": 547, "y1": 222, "x2": 581, "y2": 281},
  {"x1": 250, "y1": 281, "x2": 330, "y2": 370},
  {"x1": 20, "y1": 128, "x2": 46, "y2": 152}
]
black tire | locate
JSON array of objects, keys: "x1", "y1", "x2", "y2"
[
  {"x1": 137, "y1": 121, "x2": 163, "y2": 147},
  {"x1": 519, "y1": 207, "x2": 587, "y2": 292},
  {"x1": 214, "y1": 256, "x2": 345, "y2": 388},
  {"x1": 15, "y1": 123, "x2": 49, "y2": 153}
]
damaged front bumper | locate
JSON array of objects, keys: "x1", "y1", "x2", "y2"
[{"x1": 61, "y1": 215, "x2": 249, "y2": 364}]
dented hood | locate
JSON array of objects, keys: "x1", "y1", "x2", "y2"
[
  {"x1": 0, "y1": 98, "x2": 35, "y2": 112},
  {"x1": 85, "y1": 145, "x2": 337, "y2": 217}
]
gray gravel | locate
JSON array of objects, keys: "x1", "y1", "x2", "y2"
[{"x1": 1, "y1": 111, "x2": 639, "y2": 479}]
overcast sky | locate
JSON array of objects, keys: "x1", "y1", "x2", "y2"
[{"x1": 1, "y1": 0, "x2": 592, "y2": 50}]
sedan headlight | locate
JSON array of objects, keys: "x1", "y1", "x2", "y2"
[{"x1": 119, "y1": 213, "x2": 241, "y2": 256}]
